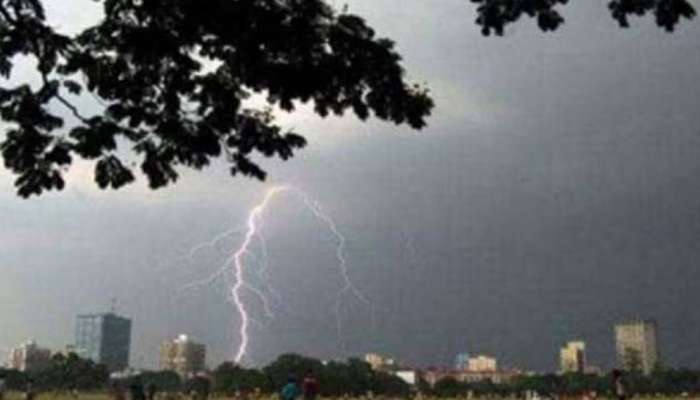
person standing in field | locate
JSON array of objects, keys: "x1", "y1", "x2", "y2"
[
  {"x1": 111, "y1": 381, "x2": 127, "y2": 400},
  {"x1": 23, "y1": 380, "x2": 35, "y2": 400},
  {"x1": 281, "y1": 376, "x2": 301, "y2": 400},
  {"x1": 130, "y1": 379, "x2": 146, "y2": 400},
  {"x1": 612, "y1": 369, "x2": 626, "y2": 400},
  {"x1": 302, "y1": 370, "x2": 319, "y2": 400},
  {"x1": 146, "y1": 382, "x2": 158, "y2": 400}
]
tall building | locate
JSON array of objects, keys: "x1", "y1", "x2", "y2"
[
  {"x1": 468, "y1": 355, "x2": 497, "y2": 372},
  {"x1": 455, "y1": 353, "x2": 470, "y2": 370},
  {"x1": 560, "y1": 341, "x2": 586, "y2": 373},
  {"x1": 75, "y1": 312, "x2": 132, "y2": 372},
  {"x1": 159, "y1": 335, "x2": 206, "y2": 378},
  {"x1": 615, "y1": 319, "x2": 659, "y2": 375},
  {"x1": 7, "y1": 341, "x2": 52, "y2": 372}
]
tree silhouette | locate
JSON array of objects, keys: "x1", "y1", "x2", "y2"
[
  {"x1": 1, "y1": 0, "x2": 695, "y2": 197},
  {"x1": 472, "y1": 0, "x2": 695, "y2": 36},
  {"x1": 0, "y1": 0, "x2": 433, "y2": 197},
  {"x1": 212, "y1": 362, "x2": 270, "y2": 393},
  {"x1": 260, "y1": 354, "x2": 409, "y2": 396},
  {"x1": 29, "y1": 352, "x2": 109, "y2": 391}
]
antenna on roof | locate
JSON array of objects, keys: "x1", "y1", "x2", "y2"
[{"x1": 110, "y1": 297, "x2": 118, "y2": 314}]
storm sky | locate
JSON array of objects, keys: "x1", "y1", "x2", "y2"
[{"x1": 2, "y1": 0, "x2": 700, "y2": 372}]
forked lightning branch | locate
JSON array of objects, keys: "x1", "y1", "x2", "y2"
[{"x1": 179, "y1": 186, "x2": 376, "y2": 364}]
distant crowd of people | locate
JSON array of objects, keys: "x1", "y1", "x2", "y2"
[
  {"x1": 104, "y1": 370, "x2": 320, "y2": 400},
  {"x1": 282, "y1": 371, "x2": 319, "y2": 400},
  {"x1": 0, "y1": 379, "x2": 34, "y2": 400}
]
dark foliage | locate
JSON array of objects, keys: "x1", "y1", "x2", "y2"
[
  {"x1": 261, "y1": 353, "x2": 410, "y2": 396},
  {"x1": 471, "y1": 0, "x2": 695, "y2": 36},
  {"x1": 212, "y1": 362, "x2": 270, "y2": 394},
  {"x1": 1, "y1": 0, "x2": 695, "y2": 197},
  {"x1": 0, "y1": 367, "x2": 29, "y2": 390},
  {"x1": 6, "y1": 355, "x2": 700, "y2": 397},
  {"x1": 128, "y1": 370, "x2": 182, "y2": 392},
  {"x1": 0, "y1": 0, "x2": 433, "y2": 197},
  {"x1": 428, "y1": 370, "x2": 700, "y2": 397},
  {"x1": 183, "y1": 375, "x2": 211, "y2": 397},
  {"x1": 29, "y1": 353, "x2": 109, "y2": 391},
  {"x1": 432, "y1": 377, "x2": 464, "y2": 397},
  {"x1": 261, "y1": 354, "x2": 324, "y2": 391}
]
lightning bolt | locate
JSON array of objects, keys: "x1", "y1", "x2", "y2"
[
  {"x1": 172, "y1": 185, "x2": 377, "y2": 364},
  {"x1": 291, "y1": 189, "x2": 374, "y2": 351},
  {"x1": 231, "y1": 186, "x2": 290, "y2": 363}
]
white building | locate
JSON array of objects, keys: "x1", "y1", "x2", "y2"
[
  {"x1": 7, "y1": 341, "x2": 52, "y2": 372},
  {"x1": 159, "y1": 335, "x2": 206, "y2": 378},
  {"x1": 468, "y1": 355, "x2": 497, "y2": 372},
  {"x1": 395, "y1": 370, "x2": 419, "y2": 385},
  {"x1": 364, "y1": 353, "x2": 396, "y2": 371},
  {"x1": 560, "y1": 341, "x2": 586, "y2": 373},
  {"x1": 615, "y1": 320, "x2": 659, "y2": 375}
]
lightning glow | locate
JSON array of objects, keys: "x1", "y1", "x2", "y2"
[
  {"x1": 173, "y1": 185, "x2": 377, "y2": 365},
  {"x1": 231, "y1": 186, "x2": 289, "y2": 363},
  {"x1": 292, "y1": 189, "x2": 374, "y2": 350}
]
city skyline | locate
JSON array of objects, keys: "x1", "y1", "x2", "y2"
[{"x1": 2, "y1": 314, "x2": 674, "y2": 374}]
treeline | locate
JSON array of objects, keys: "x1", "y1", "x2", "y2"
[
  {"x1": 211, "y1": 354, "x2": 409, "y2": 396},
  {"x1": 428, "y1": 369, "x2": 700, "y2": 398},
  {"x1": 0, "y1": 353, "x2": 409, "y2": 396},
  {"x1": 4, "y1": 353, "x2": 700, "y2": 397},
  {"x1": 0, "y1": 353, "x2": 109, "y2": 391}
]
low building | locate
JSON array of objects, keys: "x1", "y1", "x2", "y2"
[
  {"x1": 159, "y1": 335, "x2": 206, "y2": 378},
  {"x1": 422, "y1": 368, "x2": 521, "y2": 386},
  {"x1": 455, "y1": 353, "x2": 470, "y2": 370},
  {"x1": 468, "y1": 355, "x2": 497, "y2": 372},
  {"x1": 560, "y1": 341, "x2": 586, "y2": 373},
  {"x1": 7, "y1": 341, "x2": 52, "y2": 372},
  {"x1": 364, "y1": 353, "x2": 396, "y2": 372},
  {"x1": 395, "y1": 370, "x2": 419, "y2": 385}
]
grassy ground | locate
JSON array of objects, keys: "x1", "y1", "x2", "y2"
[
  {"x1": 3, "y1": 393, "x2": 700, "y2": 400},
  {"x1": 4, "y1": 393, "x2": 108, "y2": 400}
]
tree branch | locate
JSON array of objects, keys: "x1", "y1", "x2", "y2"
[
  {"x1": 38, "y1": 71, "x2": 90, "y2": 124},
  {"x1": 0, "y1": 5, "x2": 17, "y2": 25},
  {"x1": 55, "y1": 93, "x2": 90, "y2": 124}
]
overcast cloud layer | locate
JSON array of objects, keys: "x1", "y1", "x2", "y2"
[{"x1": 2, "y1": 0, "x2": 700, "y2": 372}]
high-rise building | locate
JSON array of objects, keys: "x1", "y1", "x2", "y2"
[
  {"x1": 7, "y1": 341, "x2": 52, "y2": 372},
  {"x1": 615, "y1": 319, "x2": 659, "y2": 375},
  {"x1": 560, "y1": 341, "x2": 586, "y2": 373},
  {"x1": 468, "y1": 355, "x2": 497, "y2": 372},
  {"x1": 455, "y1": 353, "x2": 470, "y2": 370},
  {"x1": 159, "y1": 335, "x2": 206, "y2": 378},
  {"x1": 75, "y1": 312, "x2": 132, "y2": 372}
]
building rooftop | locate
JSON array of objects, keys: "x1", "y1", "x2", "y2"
[
  {"x1": 77, "y1": 312, "x2": 129, "y2": 318},
  {"x1": 616, "y1": 318, "x2": 657, "y2": 326}
]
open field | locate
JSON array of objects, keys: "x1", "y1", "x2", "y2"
[{"x1": 4, "y1": 393, "x2": 700, "y2": 400}]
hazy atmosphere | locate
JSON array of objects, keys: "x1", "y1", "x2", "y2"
[{"x1": 2, "y1": 0, "x2": 700, "y2": 373}]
